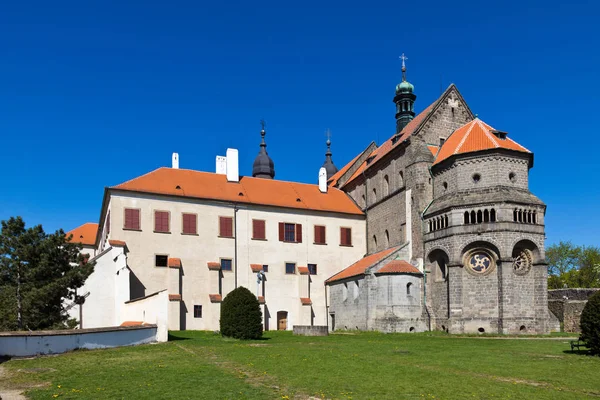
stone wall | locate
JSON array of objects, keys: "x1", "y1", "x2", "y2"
[
  {"x1": 548, "y1": 288, "x2": 600, "y2": 301},
  {"x1": 547, "y1": 289, "x2": 599, "y2": 333},
  {"x1": 292, "y1": 325, "x2": 328, "y2": 336}
]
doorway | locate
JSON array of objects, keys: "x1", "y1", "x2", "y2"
[{"x1": 277, "y1": 311, "x2": 288, "y2": 330}]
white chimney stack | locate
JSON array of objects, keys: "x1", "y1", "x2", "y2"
[
  {"x1": 226, "y1": 148, "x2": 239, "y2": 182},
  {"x1": 172, "y1": 153, "x2": 179, "y2": 169},
  {"x1": 216, "y1": 156, "x2": 227, "y2": 175},
  {"x1": 318, "y1": 167, "x2": 327, "y2": 193}
]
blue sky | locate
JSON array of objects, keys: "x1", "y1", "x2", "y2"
[{"x1": 0, "y1": 0, "x2": 598, "y2": 247}]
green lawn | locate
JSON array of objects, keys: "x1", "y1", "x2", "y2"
[{"x1": 2, "y1": 331, "x2": 599, "y2": 399}]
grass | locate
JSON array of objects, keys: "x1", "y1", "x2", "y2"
[{"x1": 1, "y1": 331, "x2": 598, "y2": 399}]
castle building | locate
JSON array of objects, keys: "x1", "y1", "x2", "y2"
[{"x1": 66, "y1": 60, "x2": 551, "y2": 334}]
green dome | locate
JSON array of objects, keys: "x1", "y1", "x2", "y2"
[{"x1": 396, "y1": 80, "x2": 414, "y2": 94}]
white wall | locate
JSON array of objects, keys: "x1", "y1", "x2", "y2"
[
  {"x1": 122, "y1": 290, "x2": 169, "y2": 342},
  {"x1": 107, "y1": 192, "x2": 366, "y2": 331},
  {"x1": 0, "y1": 326, "x2": 157, "y2": 357}
]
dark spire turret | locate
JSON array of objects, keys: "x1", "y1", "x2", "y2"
[
  {"x1": 321, "y1": 130, "x2": 338, "y2": 180},
  {"x1": 393, "y1": 53, "x2": 416, "y2": 133},
  {"x1": 252, "y1": 120, "x2": 275, "y2": 179}
]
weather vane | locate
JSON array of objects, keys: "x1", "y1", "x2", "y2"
[
  {"x1": 400, "y1": 53, "x2": 408, "y2": 81},
  {"x1": 260, "y1": 119, "x2": 266, "y2": 131}
]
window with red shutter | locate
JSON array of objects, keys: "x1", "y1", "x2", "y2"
[
  {"x1": 340, "y1": 227, "x2": 352, "y2": 246},
  {"x1": 296, "y1": 224, "x2": 302, "y2": 243},
  {"x1": 219, "y1": 216, "x2": 233, "y2": 238},
  {"x1": 252, "y1": 219, "x2": 266, "y2": 240},
  {"x1": 314, "y1": 225, "x2": 326, "y2": 244},
  {"x1": 154, "y1": 211, "x2": 169, "y2": 233},
  {"x1": 182, "y1": 213, "x2": 197, "y2": 234},
  {"x1": 279, "y1": 222, "x2": 284, "y2": 241},
  {"x1": 280, "y1": 222, "x2": 302, "y2": 243},
  {"x1": 124, "y1": 208, "x2": 140, "y2": 230}
]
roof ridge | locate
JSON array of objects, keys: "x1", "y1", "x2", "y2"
[
  {"x1": 479, "y1": 119, "x2": 501, "y2": 148},
  {"x1": 454, "y1": 119, "x2": 477, "y2": 155},
  {"x1": 112, "y1": 167, "x2": 164, "y2": 188}
]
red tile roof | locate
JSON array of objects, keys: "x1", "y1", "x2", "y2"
[
  {"x1": 300, "y1": 297, "x2": 312, "y2": 306},
  {"x1": 427, "y1": 145, "x2": 439, "y2": 157},
  {"x1": 108, "y1": 239, "x2": 126, "y2": 247},
  {"x1": 433, "y1": 118, "x2": 530, "y2": 166},
  {"x1": 250, "y1": 264, "x2": 263, "y2": 273},
  {"x1": 112, "y1": 167, "x2": 363, "y2": 216},
  {"x1": 66, "y1": 223, "x2": 98, "y2": 246},
  {"x1": 207, "y1": 262, "x2": 221, "y2": 271},
  {"x1": 168, "y1": 294, "x2": 181, "y2": 301},
  {"x1": 168, "y1": 258, "x2": 181, "y2": 268},
  {"x1": 377, "y1": 260, "x2": 422, "y2": 275},
  {"x1": 298, "y1": 266, "x2": 310, "y2": 275},
  {"x1": 326, "y1": 246, "x2": 400, "y2": 283},
  {"x1": 209, "y1": 294, "x2": 222, "y2": 303},
  {"x1": 327, "y1": 151, "x2": 362, "y2": 187},
  {"x1": 120, "y1": 321, "x2": 143, "y2": 327},
  {"x1": 257, "y1": 296, "x2": 265, "y2": 304}
]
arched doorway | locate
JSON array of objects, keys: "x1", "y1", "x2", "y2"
[{"x1": 277, "y1": 311, "x2": 288, "y2": 331}]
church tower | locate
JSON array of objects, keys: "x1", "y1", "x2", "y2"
[
  {"x1": 252, "y1": 121, "x2": 275, "y2": 179},
  {"x1": 321, "y1": 131, "x2": 338, "y2": 180},
  {"x1": 393, "y1": 54, "x2": 416, "y2": 133}
]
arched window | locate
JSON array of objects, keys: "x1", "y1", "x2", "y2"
[
  {"x1": 437, "y1": 218, "x2": 441, "y2": 230},
  {"x1": 406, "y1": 282, "x2": 412, "y2": 295},
  {"x1": 383, "y1": 175, "x2": 389, "y2": 196},
  {"x1": 373, "y1": 235, "x2": 377, "y2": 249},
  {"x1": 513, "y1": 209, "x2": 518, "y2": 222},
  {"x1": 533, "y1": 211, "x2": 537, "y2": 224},
  {"x1": 528, "y1": 211, "x2": 532, "y2": 224},
  {"x1": 490, "y1": 209, "x2": 496, "y2": 222},
  {"x1": 518, "y1": 210, "x2": 522, "y2": 223},
  {"x1": 385, "y1": 230, "x2": 390, "y2": 247},
  {"x1": 372, "y1": 188, "x2": 377, "y2": 203},
  {"x1": 477, "y1": 210, "x2": 483, "y2": 224},
  {"x1": 444, "y1": 215, "x2": 449, "y2": 228},
  {"x1": 362, "y1": 194, "x2": 366, "y2": 207},
  {"x1": 429, "y1": 220, "x2": 433, "y2": 232},
  {"x1": 464, "y1": 211, "x2": 470, "y2": 224},
  {"x1": 484, "y1": 209, "x2": 489, "y2": 222},
  {"x1": 399, "y1": 171, "x2": 404, "y2": 187},
  {"x1": 471, "y1": 210, "x2": 476, "y2": 224}
]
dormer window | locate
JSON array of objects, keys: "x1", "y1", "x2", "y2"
[
  {"x1": 391, "y1": 134, "x2": 401, "y2": 145},
  {"x1": 490, "y1": 129, "x2": 508, "y2": 140}
]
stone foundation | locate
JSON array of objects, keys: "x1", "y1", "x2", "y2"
[{"x1": 293, "y1": 325, "x2": 329, "y2": 336}]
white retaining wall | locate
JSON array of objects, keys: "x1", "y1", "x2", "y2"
[{"x1": 122, "y1": 290, "x2": 169, "y2": 342}]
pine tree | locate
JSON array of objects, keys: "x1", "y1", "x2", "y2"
[{"x1": 0, "y1": 217, "x2": 93, "y2": 331}]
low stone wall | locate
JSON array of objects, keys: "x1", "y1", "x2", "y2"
[
  {"x1": 0, "y1": 325, "x2": 157, "y2": 357},
  {"x1": 293, "y1": 325, "x2": 329, "y2": 336},
  {"x1": 548, "y1": 288, "x2": 600, "y2": 301},
  {"x1": 547, "y1": 289, "x2": 599, "y2": 333}
]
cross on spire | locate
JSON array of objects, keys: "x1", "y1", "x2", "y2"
[
  {"x1": 325, "y1": 129, "x2": 331, "y2": 145},
  {"x1": 260, "y1": 119, "x2": 266, "y2": 131},
  {"x1": 400, "y1": 53, "x2": 408, "y2": 81}
]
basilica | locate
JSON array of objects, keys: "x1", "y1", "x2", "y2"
[{"x1": 67, "y1": 60, "x2": 552, "y2": 335}]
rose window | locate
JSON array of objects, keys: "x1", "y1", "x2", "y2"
[
  {"x1": 468, "y1": 252, "x2": 492, "y2": 274},
  {"x1": 513, "y1": 249, "x2": 532, "y2": 275}
]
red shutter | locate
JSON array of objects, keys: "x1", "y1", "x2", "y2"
[
  {"x1": 296, "y1": 224, "x2": 302, "y2": 243},
  {"x1": 340, "y1": 227, "x2": 346, "y2": 245},
  {"x1": 321, "y1": 226, "x2": 326, "y2": 244},
  {"x1": 347, "y1": 228, "x2": 352, "y2": 245},
  {"x1": 314, "y1": 225, "x2": 319, "y2": 243},
  {"x1": 183, "y1": 213, "x2": 196, "y2": 234},
  {"x1": 220, "y1": 217, "x2": 233, "y2": 237},
  {"x1": 125, "y1": 208, "x2": 140, "y2": 230},
  {"x1": 133, "y1": 209, "x2": 140, "y2": 230},
  {"x1": 190, "y1": 214, "x2": 197, "y2": 234},
  {"x1": 252, "y1": 220, "x2": 265, "y2": 240},
  {"x1": 278, "y1": 222, "x2": 284, "y2": 241},
  {"x1": 154, "y1": 211, "x2": 160, "y2": 231}
]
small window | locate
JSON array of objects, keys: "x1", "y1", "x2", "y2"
[
  {"x1": 221, "y1": 259, "x2": 232, "y2": 271},
  {"x1": 252, "y1": 219, "x2": 266, "y2": 240},
  {"x1": 308, "y1": 264, "x2": 317, "y2": 275},
  {"x1": 472, "y1": 173, "x2": 481, "y2": 183},
  {"x1": 262, "y1": 265, "x2": 269, "y2": 273},
  {"x1": 314, "y1": 225, "x2": 326, "y2": 244},
  {"x1": 284, "y1": 223, "x2": 295, "y2": 242},
  {"x1": 372, "y1": 188, "x2": 377, "y2": 203},
  {"x1": 407, "y1": 282, "x2": 412, "y2": 295},
  {"x1": 194, "y1": 305, "x2": 202, "y2": 318},
  {"x1": 509, "y1": 172, "x2": 516, "y2": 183},
  {"x1": 154, "y1": 211, "x2": 170, "y2": 233},
  {"x1": 155, "y1": 255, "x2": 168, "y2": 267},
  {"x1": 285, "y1": 262, "x2": 296, "y2": 275},
  {"x1": 124, "y1": 208, "x2": 140, "y2": 230},
  {"x1": 443, "y1": 182, "x2": 448, "y2": 191},
  {"x1": 340, "y1": 227, "x2": 352, "y2": 246},
  {"x1": 182, "y1": 213, "x2": 197, "y2": 234},
  {"x1": 219, "y1": 216, "x2": 234, "y2": 238}
]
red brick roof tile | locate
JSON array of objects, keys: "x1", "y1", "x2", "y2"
[
  {"x1": 108, "y1": 239, "x2": 126, "y2": 247},
  {"x1": 209, "y1": 294, "x2": 222, "y2": 303},
  {"x1": 112, "y1": 167, "x2": 363, "y2": 216},
  {"x1": 168, "y1": 258, "x2": 181, "y2": 268},
  {"x1": 250, "y1": 264, "x2": 264, "y2": 273},
  {"x1": 257, "y1": 296, "x2": 265, "y2": 304},
  {"x1": 300, "y1": 297, "x2": 312, "y2": 306},
  {"x1": 66, "y1": 223, "x2": 98, "y2": 247},
  {"x1": 298, "y1": 266, "x2": 310, "y2": 275},
  {"x1": 169, "y1": 294, "x2": 181, "y2": 301},
  {"x1": 207, "y1": 262, "x2": 221, "y2": 271},
  {"x1": 377, "y1": 260, "x2": 422, "y2": 275},
  {"x1": 326, "y1": 247, "x2": 400, "y2": 283},
  {"x1": 433, "y1": 118, "x2": 530, "y2": 166},
  {"x1": 120, "y1": 321, "x2": 143, "y2": 327}
]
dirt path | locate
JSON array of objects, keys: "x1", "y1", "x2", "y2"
[{"x1": 0, "y1": 366, "x2": 27, "y2": 400}]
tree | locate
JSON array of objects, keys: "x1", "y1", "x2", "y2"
[
  {"x1": 0, "y1": 217, "x2": 93, "y2": 331},
  {"x1": 547, "y1": 242, "x2": 600, "y2": 289},
  {"x1": 580, "y1": 291, "x2": 600, "y2": 355},
  {"x1": 220, "y1": 286, "x2": 263, "y2": 340}
]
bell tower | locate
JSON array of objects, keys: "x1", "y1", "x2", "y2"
[{"x1": 393, "y1": 53, "x2": 416, "y2": 133}]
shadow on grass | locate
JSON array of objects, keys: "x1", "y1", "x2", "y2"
[
  {"x1": 563, "y1": 349, "x2": 591, "y2": 356},
  {"x1": 168, "y1": 333, "x2": 191, "y2": 341}
]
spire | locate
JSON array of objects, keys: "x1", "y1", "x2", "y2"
[
  {"x1": 393, "y1": 53, "x2": 416, "y2": 133},
  {"x1": 321, "y1": 129, "x2": 338, "y2": 180},
  {"x1": 252, "y1": 120, "x2": 275, "y2": 179}
]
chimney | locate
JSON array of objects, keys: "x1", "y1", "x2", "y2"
[
  {"x1": 226, "y1": 148, "x2": 239, "y2": 182},
  {"x1": 318, "y1": 167, "x2": 327, "y2": 193},
  {"x1": 216, "y1": 156, "x2": 227, "y2": 175},
  {"x1": 172, "y1": 153, "x2": 179, "y2": 169}
]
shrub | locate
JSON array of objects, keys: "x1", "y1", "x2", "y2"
[
  {"x1": 580, "y1": 291, "x2": 600, "y2": 355},
  {"x1": 220, "y1": 286, "x2": 263, "y2": 340}
]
